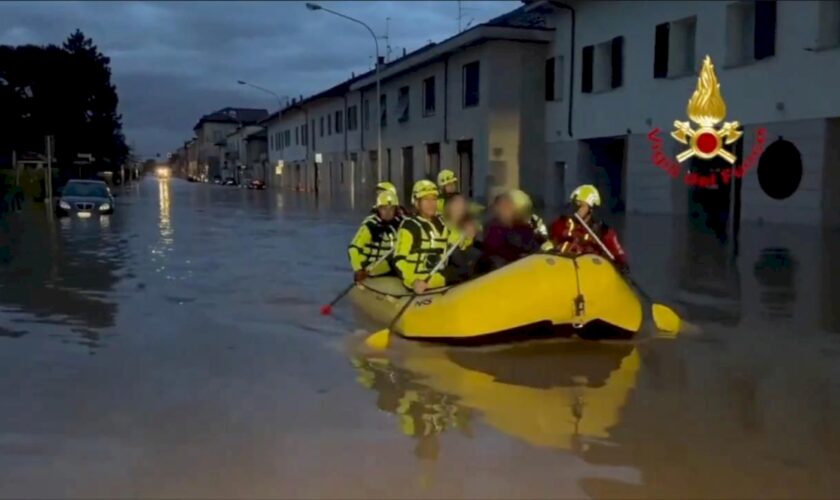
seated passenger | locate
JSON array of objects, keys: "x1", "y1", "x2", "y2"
[
  {"x1": 394, "y1": 180, "x2": 476, "y2": 293},
  {"x1": 549, "y1": 184, "x2": 629, "y2": 272},
  {"x1": 508, "y1": 189, "x2": 552, "y2": 251},
  {"x1": 442, "y1": 194, "x2": 483, "y2": 284},
  {"x1": 348, "y1": 190, "x2": 401, "y2": 283},
  {"x1": 479, "y1": 191, "x2": 543, "y2": 272}
]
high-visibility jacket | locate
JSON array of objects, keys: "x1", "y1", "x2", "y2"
[
  {"x1": 348, "y1": 214, "x2": 400, "y2": 276},
  {"x1": 549, "y1": 215, "x2": 628, "y2": 268},
  {"x1": 394, "y1": 215, "x2": 465, "y2": 289}
]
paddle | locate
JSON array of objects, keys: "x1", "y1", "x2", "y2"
[
  {"x1": 572, "y1": 213, "x2": 681, "y2": 334},
  {"x1": 365, "y1": 235, "x2": 465, "y2": 349},
  {"x1": 320, "y1": 248, "x2": 395, "y2": 316}
]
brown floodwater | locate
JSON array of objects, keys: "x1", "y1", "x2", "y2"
[{"x1": 0, "y1": 177, "x2": 838, "y2": 498}]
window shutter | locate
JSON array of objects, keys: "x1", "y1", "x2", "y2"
[
  {"x1": 754, "y1": 1, "x2": 776, "y2": 60},
  {"x1": 654, "y1": 23, "x2": 670, "y2": 78},
  {"x1": 582, "y1": 45, "x2": 594, "y2": 93},
  {"x1": 611, "y1": 36, "x2": 624, "y2": 88},
  {"x1": 545, "y1": 57, "x2": 556, "y2": 101}
]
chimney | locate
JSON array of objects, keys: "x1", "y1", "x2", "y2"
[
  {"x1": 352, "y1": 71, "x2": 355, "y2": 78},
  {"x1": 402, "y1": 48, "x2": 407, "y2": 57},
  {"x1": 377, "y1": 56, "x2": 385, "y2": 66}
]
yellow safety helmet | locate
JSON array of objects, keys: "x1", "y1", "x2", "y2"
[
  {"x1": 376, "y1": 181, "x2": 397, "y2": 194},
  {"x1": 570, "y1": 184, "x2": 601, "y2": 208},
  {"x1": 437, "y1": 169, "x2": 458, "y2": 188},
  {"x1": 412, "y1": 179, "x2": 439, "y2": 204},
  {"x1": 508, "y1": 189, "x2": 533, "y2": 214},
  {"x1": 374, "y1": 189, "x2": 399, "y2": 208}
]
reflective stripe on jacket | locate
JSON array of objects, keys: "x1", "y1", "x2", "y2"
[
  {"x1": 393, "y1": 215, "x2": 453, "y2": 289},
  {"x1": 348, "y1": 214, "x2": 399, "y2": 275}
]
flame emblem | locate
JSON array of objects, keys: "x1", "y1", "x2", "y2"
[{"x1": 671, "y1": 56, "x2": 742, "y2": 164}]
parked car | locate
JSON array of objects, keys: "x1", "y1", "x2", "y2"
[
  {"x1": 247, "y1": 180, "x2": 266, "y2": 190},
  {"x1": 223, "y1": 177, "x2": 237, "y2": 186},
  {"x1": 187, "y1": 176, "x2": 198, "y2": 183},
  {"x1": 55, "y1": 180, "x2": 114, "y2": 218},
  {"x1": 213, "y1": 175, "x2": 222, "y2": 184}
]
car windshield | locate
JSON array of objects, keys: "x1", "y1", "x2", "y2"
[{"x1": 63, "y1": 182, "x2": 109, "y2": 198}]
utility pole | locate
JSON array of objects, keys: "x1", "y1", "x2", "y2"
[{"x1": 45, "y1": 136, "x2": 54, "y2": 211}]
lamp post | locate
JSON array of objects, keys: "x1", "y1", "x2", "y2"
[
  {"x1": 237, "y1": 80, "x2": 287, "y2": 110},
  {"x1": 306, "y1": 2, "x2": 382, "y2": 181}
]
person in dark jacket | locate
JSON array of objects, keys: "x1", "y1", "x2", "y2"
[{"x1": 478, "y1": 191, "x2": 542, "y2": 273}]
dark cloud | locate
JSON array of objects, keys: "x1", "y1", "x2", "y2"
[{"x1": 0, "y1": 0, "x2": 519, "y2": 157}]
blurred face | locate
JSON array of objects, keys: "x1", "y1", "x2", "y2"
[
  {"x1": 576, "y1": 203, "x2": 592, "y2": 220},
  {"x1": 418, "y1": 196, "x2": 438, "y2": 218},
  {"x1": 445, "y1": 196, "x2": 467, "y2": 224},
  {"x1": 495, "y1": 196, "x2": 515, "y2": 225},
  {"x1": 377, "y1": 205, "x2": 396, "y2": 221},
  {"x1": 442, "y1": 183, "x2": 458, "y2": 195}
]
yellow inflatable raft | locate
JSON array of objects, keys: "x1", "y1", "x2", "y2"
[{"x1": 349, "y1": 253, "x2": 643, "y2": 343}]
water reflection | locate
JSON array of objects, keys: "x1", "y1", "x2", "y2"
[
  {"x1": 351, "y1": 340, "x2": 639, "y2": 458},
  {"x1": 753, "y1": 247, "x2": 797, "y2": 319},
  {"x1": 0, "y1": 207, "x2": 125, "y2": 348}
]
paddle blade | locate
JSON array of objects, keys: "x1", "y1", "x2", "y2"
[
  {"x1": 320, "y1": 304, "x2": 333, "y2": 316},
  {"x1": 365, "y1": 329, "x2": 391, "y2": 350},
  {"x1": 651, "y1": 303, "x2": 681, "y2": 335}
]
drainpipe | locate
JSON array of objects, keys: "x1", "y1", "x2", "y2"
[
  {"x1": 547, "y1": 0, "x2": 575, "y2": 138},
  {"x1": 443, "y1": 54, "x2": 450, "y2": 144},
  {"x1": 343, "y1": 94, "x2": 349, "y2": 160}
]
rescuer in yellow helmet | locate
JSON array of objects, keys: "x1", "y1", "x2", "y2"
[
  {"x1": 348, "y1": 189, "x2": 401, "y2": 282},
  {"x1": 435, "y1": 169, "x2": 459, "y2": 214},
  {"x1": 375, "y1": 181, "x2": 409, "y2": 218},
  {"x1": 394, "y1": 180, "x2": 475, "y2": 293},
  {"x1": 548, "y1": 184, "x2": 629, "y2": 271}
]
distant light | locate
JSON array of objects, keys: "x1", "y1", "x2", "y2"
[
  {"x1": 306, "y1": 2, "x2": 322, "y2": 10},
  {"x1": 314, "y1": 153, "x2": 323, "y2": 164}
]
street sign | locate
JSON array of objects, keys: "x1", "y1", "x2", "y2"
[{"x1": 76, "y1": 153, "x2": 94, "y2": 163}]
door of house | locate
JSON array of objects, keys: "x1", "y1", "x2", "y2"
[
  {"x1": 456, "y1": 139, "x2": 473, "y2": 197},
  {"x1": 426, "y1": 143, "x2": 440, "y2": 180},
  {"x1": 402, "y1": 146, "x2": 414, "y2": 205}
]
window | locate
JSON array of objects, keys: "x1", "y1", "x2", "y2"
[
  {"x1": 335, "y1": 110, "x2": 343, "y2": 133},
  {"x1": 426, "y1": 142, "x2": 440, "y2": 178},
  {"x1": 816, "y1": 1, "x2": 840, "y2": 49},
  {"x1": 301, "y1": 124, "x2": 308, "y2": 146},
  {"x1": 654, "y1": 17, "x2": 697, "y2": 78},
  {"x1": 726, "y1": 1, "x2": 775, "y2": 66},
  {"x1": 462, "y1": 61, "x2": 480, "y2": 108},
  {"x1": 213, "y1": 130, "x2": 223, "y2": 142},
  {"x1": 423, "y1": 76, "x2": 436, "y2": 116},
  {"x1": 398, "y1": 86, "x2": 410, "y2": 123},
  {"x1": 545, "y1": 57, "x2": 556, "y2": 101},
  {"x1": 320, "y1": 116, "x2": 324, "y2": 137},
  {"x1": 347, "y1": 105, "x2": 358, "y2": 131},
  {"x1": 278, "y1": 132, "x2": 283, "y2": 151},
  {"x1": 582, "y1": 45, "x2": 593, "y2": 93},
  {"x1": 327, "y1": 114, "x2": 332, "y2": 135},
  {"x1": 363, "y1": 98, "x2": 370, "y2": 130},
  {"x1": 295, "y1": 127, "x2": 299, "y2": 145},
  {"x1": 285, "y1": 130, "x2": 291, "y2": 147},
  {"x1": 311, "y1": 120, "x2": 316, "y2": 149},
  {"x1": 380, "y1": 94, "x2": 387, "y2": 127},
  {"x1": 583, "y1": 37, "x2": 623, "y2": 92},
  {"x1": 270, "y1": 133, "x2": 275, "y2": 151}
]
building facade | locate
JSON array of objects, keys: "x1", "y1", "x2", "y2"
[
  {"x1": 533, "y1": 0, "x2": 840, "y2": 227},
  {"x1": 192, "y1": 107, "x2": 268, "y2": 180}
]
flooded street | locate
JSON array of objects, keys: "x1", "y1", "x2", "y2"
[{"x1": 1, "y1": 177, "x2": 840, "y2": 498}]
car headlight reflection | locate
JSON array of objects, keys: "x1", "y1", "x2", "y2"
[
  {"x1": 99, "y1": 203, "x2": 111, "y2": 211},
  {"x1": 59, "y1": 200, "x2": 71, "y2": 210}
]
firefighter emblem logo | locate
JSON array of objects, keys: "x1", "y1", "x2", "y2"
[{"x1": 671, "y1": 55, "x2": 742, "y2": 164}]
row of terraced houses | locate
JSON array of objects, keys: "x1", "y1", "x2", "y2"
[{"x1": 174, "y1": 0, "x2": 840, "y2": 228}]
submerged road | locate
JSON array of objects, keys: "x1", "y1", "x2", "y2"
[{"x1": 1, "y1": 177, "x2": 839, "y2": 498}]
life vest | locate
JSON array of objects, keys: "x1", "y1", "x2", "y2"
[
  {"x1": 394, "y1": 215, "x2": 453, "y2": 288},
  {"x1": 347, "y1": 214, "x2": 399, "y2": 275}
]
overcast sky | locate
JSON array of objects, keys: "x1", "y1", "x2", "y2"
[{"x1": 0, "y1": 0, "x2": 519, "y2": 158}]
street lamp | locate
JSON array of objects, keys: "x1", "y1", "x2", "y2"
[
  {"x1": 306, "y1": 2, "x2": 382, "y2": 182},
  {"x1": 237, "y1": 80, "x2": 287, "y2": 110}
]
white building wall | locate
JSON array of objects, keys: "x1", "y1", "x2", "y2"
[{"x1": 542, "y1": 0, "x2": 840, "y2": 225}]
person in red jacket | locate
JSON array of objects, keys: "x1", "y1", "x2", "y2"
[{"x1": 549, "y1": 184, "x2": 629, "y2": 271}]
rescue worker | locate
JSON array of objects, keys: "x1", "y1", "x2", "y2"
[
  {"x1": 375, "y1": 181, "x2": 409, "y2": 218},
  {"x1": 435, "y1": 169, "x2": 459, "y2": 214},
  {"x1": 394, "y1": 180, "x2": 475, "y2": 293},
  {"x1": 508, "y1": 189, "x2": 552, "y2": 250},
  {"x1": 348, "y1": 189, "x2": 401, "y2": 282},
  {"x1": 549, "y1": 184, "x2": 629, "y2": 271}
]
